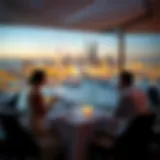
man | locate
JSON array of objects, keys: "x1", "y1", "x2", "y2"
[{"x1": 115, "y1": 71, "x2": 148, "y2": 119}]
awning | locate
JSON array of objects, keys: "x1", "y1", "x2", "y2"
[{"x1": 0, "y1": 0, "x2": 159, "y2": 33}]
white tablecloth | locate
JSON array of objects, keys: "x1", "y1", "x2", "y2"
[{"x1": 45, "y1": 107, "x2": 128, "y2": 160}]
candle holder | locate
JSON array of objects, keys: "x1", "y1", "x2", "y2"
[{"x1": 81, "y1": 105, "x2": 93, "y2": 117}]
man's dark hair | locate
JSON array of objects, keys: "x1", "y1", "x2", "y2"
[
  {"x1": 120, "y1": 71, "x2": 134, "y2": 86},
  {"x1": 28, "y1": 69, "x2": 46, "y2": 85}
]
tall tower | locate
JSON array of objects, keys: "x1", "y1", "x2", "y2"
[{"x1": 86, "y1": 41, "x2": 98, "y2": 63}]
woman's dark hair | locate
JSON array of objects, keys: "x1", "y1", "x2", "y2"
[
  {"x1": 120, "y1": 71, "x2": 134, "y2": 86},
  {"x1": 28, "y1": 69, "x2": 46, "y2": 85}
]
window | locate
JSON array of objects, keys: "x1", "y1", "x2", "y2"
[{"x1": 126, "y1": 34, "x2": 160, "y2": 91}]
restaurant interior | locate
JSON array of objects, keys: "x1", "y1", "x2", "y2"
[{"x1": 0, "y1": 0, "x2": 160, "y2": 160}]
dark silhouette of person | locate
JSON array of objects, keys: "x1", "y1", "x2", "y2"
[
  {"x1": 115, "y1": 71, "x2": 148, "y2": 120},
  {"x1": 147, "y1": 85, "x2": 160, "y2": 108},
  {"x1": 27, "y1": 70, "x2": 48, "y2": 137},
  {"x1": 27, "y1": 69, "x2": 59, "y2": 160}
]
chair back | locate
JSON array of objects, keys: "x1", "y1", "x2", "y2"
[
  {"x1": 124, "y1": 114, "x2": 155, "y2": 140},
  {"x1": 114, "y1": 113, "x2": 156, "y2": 160}
]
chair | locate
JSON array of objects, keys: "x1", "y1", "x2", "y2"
[
  {"x1": 0, "y1": 113, "x2": 40, "y2": 160},
  {"x1": 113, "y1": 114, "x2": 156, "y2": 160},
  {"x1": 87, "y1": 130, "x2": 114, "y2": 160}
]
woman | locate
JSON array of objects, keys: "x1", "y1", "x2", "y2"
[
  {"x1": 28, "y1": 69, "x2": 56, "y2": 138},
  {"x1": 28, "y1": 69, "x2": 59, "y2": 160}
]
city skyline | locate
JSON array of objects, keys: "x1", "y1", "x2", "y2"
[{"x1": 0, "y1": 25, "x2": 160, "y2": 60}]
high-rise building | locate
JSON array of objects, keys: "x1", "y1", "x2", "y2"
[{"x1": 86, "y1": 41, "x2": 99, "y2": 63}]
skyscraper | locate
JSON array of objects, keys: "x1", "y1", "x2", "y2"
[{"x1": 86, "y1": 41, "x2": 99, "y2": 64}]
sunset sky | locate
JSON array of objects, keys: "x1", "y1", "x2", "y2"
[{"x1": 0, "y1": 25, "x2": 160, "y2": 59}]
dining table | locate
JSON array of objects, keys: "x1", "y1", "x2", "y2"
[{"x1": 45, "y1": 104, "x2": 129, "y2": 160}]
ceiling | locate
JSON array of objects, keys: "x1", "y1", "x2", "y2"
[{"x1": 0, "y1": 0, "x2": 160, "y2": 33}]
